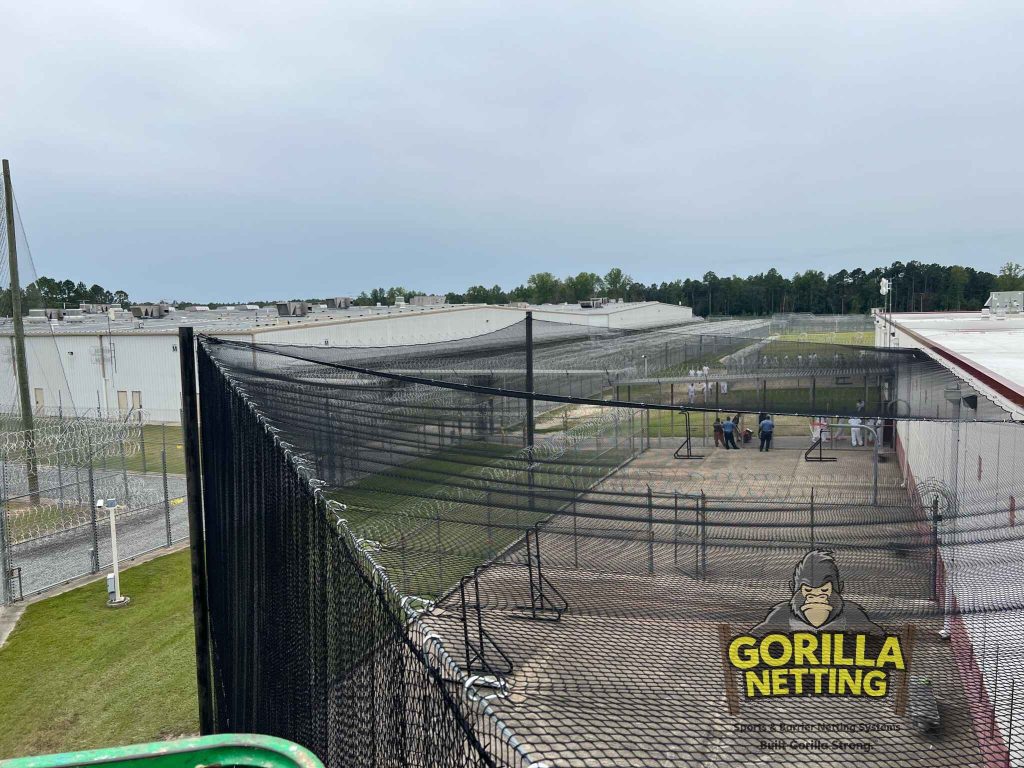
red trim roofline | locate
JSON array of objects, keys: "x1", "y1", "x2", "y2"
[{"x1": 888, "y1": 318, "x2": 1024, "y2": 408}]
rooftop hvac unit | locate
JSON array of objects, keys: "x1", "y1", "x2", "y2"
[
  {"x1": 276, "y1": 301, "x2": 308, "y2": 317},
  {"x1": 985, "y1": 291, "x2": 1024, "y2": 315}
]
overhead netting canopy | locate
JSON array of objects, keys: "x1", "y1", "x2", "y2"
[{"x1": 196, "y1": 320, "x2": 1024, "y2": 768}]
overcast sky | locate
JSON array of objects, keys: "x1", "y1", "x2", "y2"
[{"x1": 4, "y1": 1, "x2": 1023, "y2": 301}]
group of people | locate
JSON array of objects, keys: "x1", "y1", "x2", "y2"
[
  {"x1": 750, "y1": 349, "x2": 878, "y2": 371},
  {"x1": 712, "y1": 413, "x2": 776, "y2": 452},
  {"x1": 685, "y1": 366, "x2": 728, "y2": 405},
  {"x1": 848, "y1": 399, "x2": 879, "y2": 447}
]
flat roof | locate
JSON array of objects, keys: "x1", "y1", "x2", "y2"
[
  {"x1": 0, "y1": 301, "x2": 694, "y2": 337},
  {"x1": 885, "y1": 311, "x2": 1024, "y2": 411}
]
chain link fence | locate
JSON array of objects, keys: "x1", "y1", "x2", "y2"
[{"x1": 0, "y1": 411, "x2": 188, "y2": 603}]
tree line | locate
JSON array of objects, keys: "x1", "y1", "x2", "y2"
[
  {"x1": 5, "y1": 261, "x2": 1023, "y2": 316},
  {"x1": 0, "y1": 276, "x2": 130, "y2": 316},
  {"x1": 439, "y1": 261, "x2": 1024, "y2": 316}
]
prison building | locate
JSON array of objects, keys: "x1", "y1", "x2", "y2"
[
  {"x1": 0, "y1": 301, "x2": 696, "y2": 423},
  {"x1": 876, "y1": 305, "x2": 1024, "y2": 757}
]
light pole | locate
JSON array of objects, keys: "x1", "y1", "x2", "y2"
[
  {"x1": 879, "y1": 278, "x2": 891, "y2": 348},
  {"x1": 99, "y1": 498, "x2": 130, "y2": 607}
]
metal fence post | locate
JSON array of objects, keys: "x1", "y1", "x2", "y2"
[
  {"x1": 139, "y1": 411, "x2": 148, "y2": 474},
  {"x1": 56, "y1": 436, "x2": 65, "y2": 510},
  {"x1": 485, "y1": 490, "x2": 493, "y2": 552},
  {"x1": 700, "y1": 492, "x2": 707, "y2": 580},
  {"x1": 163, "y1": 434, "x2": 172, "y2": 548},
  {"x1": 119, "y1": 439, "x2": 131, "y2": 510},
  {"x1": 0, "y1": 489, "x2": 11, "y2": 606},
  {"x1": 670, "y1": 383, "x2": 675, "y2": 436},
  {"x1": 88, "y1": 438, "x2": 99, "y2": 574},
  {"x1": 931, "y1": 496, "x2": 940, "y2": 601},
  {"x1": 673, "y1": 491, "x2": 679, "y2": 567},
  {"x1": 400, "y1": 531, "x2": 410, "y2": 595},
  {"x1": 178, "y1": 326, "x2": 215, "y2": 735},
  {"x1": 435, "y1": 505, "x2": 444, "y2": 596},
  {"x1": 647, "y1": 486, "x2": 654, "y2": 575},
  {"x1": 572, "y1": 488, "x2": 579, "y2": 569}
]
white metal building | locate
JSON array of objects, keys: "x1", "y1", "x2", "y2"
[
  {"x1": 0, "y1": 301, "x2": 694, "y2": 423},
  {"x1": 875, "y1": 307, "x2": 1024, "y2": 751}
]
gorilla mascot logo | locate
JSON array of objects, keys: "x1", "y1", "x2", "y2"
[{"x1": 752, "y1": 550, "x2": 883, "y2": 636}]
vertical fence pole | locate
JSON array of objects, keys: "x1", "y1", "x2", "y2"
[
  {"x1": 526, "y1": 312, "x2": 535, "y2": 514},
  {"x1": 670, "y1": 383, "x2": 675, "y2": 436},
  {"x1": 700, "y1": 491, "x2": 707, "y2": 579},
  {"x1": 400, "y1": 531, "x2": 409, "y2": 595},
  {"x1": 673, "y1": 491, "x2": 679, "y2": 567},
  {"x1": 119, "y1": 439, "x2": 131, "y2": 510},
  {"x1": 932, "y1": 496, "x2": 940, "y2": 601},
  {"x1": 485, "y1": 490, "x2": 494, "y2": 553},
  {"x1": 992, "y1": 645, "x2": 1001, "y2": 737},
  {"x1": 162, "y1": 425, "x2": 172, "y2": 548},
  {"x1": 694, "y1": 495, "x2": 700, "y2": 578},
  {"x1": 139, "y1": 410, "x2": 147, "y2": 474},
  {"x1": 628, "y1": 386, "x2": 635, "y2": 454},
  {"x1": 88, "y1": 437, "x2": 99, "y2": 574},
  {"x1": 435, "y1": 505, "x2": 443, "y2": 596},
  {"x1": 178, "y1": 326, "x2": 215, "y2": 736},
  {"x1": 647, "y1": 486, "x2": 654, "y2": 574},
  {"x1": 1007, "y1": 679, "x2": 1015, "y2": 767},
  {"x1": 0, "y1": 486, "x2": 10, "y2": 606},
  {"x1": 56, "y1": 423, "x2": 65, "y2": 510}
]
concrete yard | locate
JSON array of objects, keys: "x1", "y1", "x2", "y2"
[{"x1": 425, "y1": 443, "x2": 996, "y2": 767}]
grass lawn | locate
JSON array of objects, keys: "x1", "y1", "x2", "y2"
[
  {"x1": 0, "y1": 551, "x2": 197, "y2": 758},
  {"x1": 330, "y1": 439, "x2": 635, "y2": 597},
  {"x1": 777, "y1": 330, "x2": 874, "y2": 346}
]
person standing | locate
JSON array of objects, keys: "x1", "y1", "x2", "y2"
[
  {"x1": 759, "y1": 414, "x2": 775, "y2": 452},
  {"x1": 722, "y1": 415, "x2": 738, "y2": 449},
  {"x1": 688, "y1": 382, "x2": 696, "y2": 404},
  {"x1": 713, "y1": 416, "x2": 725, "y2": 447},
  {"x1": 849, "y1": 415, "x2": 863, "y2": 447}
]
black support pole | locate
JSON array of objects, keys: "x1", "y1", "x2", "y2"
[
  {"x1": 526, "y1": 312, "x2": 535, "y2": 513},
  {"x1": 179, "y1": 327, "x2": 215, "y2": 735}
]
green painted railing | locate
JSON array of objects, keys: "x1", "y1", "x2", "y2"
[{"x1": 0, "y1": 735, "x2": 324, "y2": 768}]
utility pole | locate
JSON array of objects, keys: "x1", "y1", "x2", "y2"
[
  {"x1": 525, "y1": 312, "x2": 535, "y2": 513},
  {"x1": 3, "y1": 160, "x2": 39, "y2": 503}
]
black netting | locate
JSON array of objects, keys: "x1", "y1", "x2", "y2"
[{"x1": 196, "y1": 322, "x2": 1024, "y2": 768}]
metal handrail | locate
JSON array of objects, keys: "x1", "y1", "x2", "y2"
[
  {"x1": 673, "y1": 410, "x2": 704, "y2": 460},
  {"x1": 804, "y1": 420, "x2": 881, "y2": 504},
  {"x1": 0, "y1": 735, "x2": 324, "y2": 768}
]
